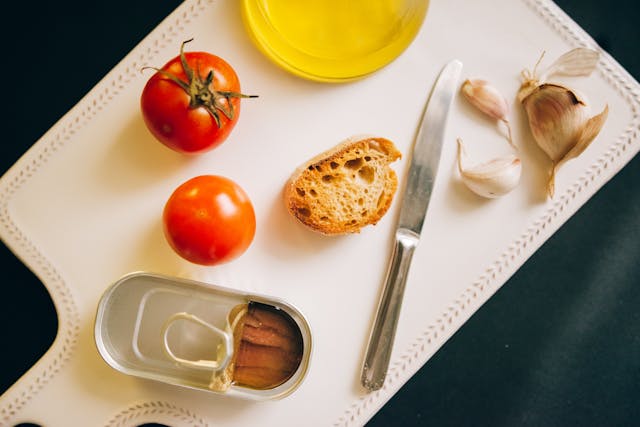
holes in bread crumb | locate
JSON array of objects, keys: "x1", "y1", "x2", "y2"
[
  {"x1": 364, "y1": 156, "x2": 372, "y2": 162},
  {"x1": 320, "y1": 216, "x2": 329, "y2": 221},
  {"x1": 345, "y1": 158, "x2": 363, "y2": 169},
  {"x1": 357, "y1": 198, "x2": 364, "y2": 206},
  {"x1": 358, "y1": 166, "x2": 375, "y2": 184},
  {"x1": 330, "y1": 161, "x2": 339, "y2": 169},
  {"x1": 296, "y1": 188, "x2": 305, "y2": 197},
  {"x1": 297, "y1": 207, "x2": 311, "y2": 217},
  {"x1": 322, "y1": 175, "x2": 333, "y2": 182},
  {"x1": 376, "y1": 193, "x2": 385, "y2": 208},
  {"x1": 309, "y1": 189, "x2": 317, "y2": 197}
]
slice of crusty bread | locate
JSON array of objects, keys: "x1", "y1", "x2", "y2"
[{"x1": 284, "y1": 135, "x2": 402, "y2": 235}]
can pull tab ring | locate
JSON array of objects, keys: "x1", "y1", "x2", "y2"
[{"x1": 161, "y1": 312, "x2": 233, "y2": 372}]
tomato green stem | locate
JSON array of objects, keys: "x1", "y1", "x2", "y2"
[{"x1": 144, "y1": 39, "x2": 257, "y2": 129}]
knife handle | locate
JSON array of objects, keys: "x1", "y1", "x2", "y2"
[{"x1": 361, "y1": 229, "x2": 418, "y2": 392}]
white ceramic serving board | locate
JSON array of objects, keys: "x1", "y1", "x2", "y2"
[{"x1": 1, "y1": 0, "x2": 638, "y2": 425}]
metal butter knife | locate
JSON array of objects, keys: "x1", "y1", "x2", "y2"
[{"x1": 361, "y1": 59, "x2": 463, "y2": 392}]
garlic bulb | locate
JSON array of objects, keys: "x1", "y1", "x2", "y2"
[
  {"x1": 457, "y1": 138, "x2": 522, "y2": 198},
  {"x1": 518, "y1": 48, "x2": 608, "y2": 197},
  {"x1": 461, "y1": 79, "x2": 515, "y2": 148}
]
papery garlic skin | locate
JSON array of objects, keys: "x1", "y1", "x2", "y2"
[
  {"x1": 457, "y1": 138, "x2": 522, "y2": 199},
  {"x1": 518, "y1": 48, "x2": 608, "y2": 197},
  {"x1": 461, "y1": 79, "x2": 515, "y2": 147},
  {"x1": 518, "y1": 48, "x2": 601, "y2": 103}
]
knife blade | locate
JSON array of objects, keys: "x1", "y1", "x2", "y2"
[{"x1": 361, "y1": 59, "x2": 463, "y2": 392}]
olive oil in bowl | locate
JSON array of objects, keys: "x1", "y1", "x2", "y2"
[{"x1": 241, "y1": 0, "x2": 429, "y2": 82}]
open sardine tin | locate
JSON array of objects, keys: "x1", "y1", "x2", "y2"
[{"x1": 94, "y1": 272, "x2": 312, "y2": 400}]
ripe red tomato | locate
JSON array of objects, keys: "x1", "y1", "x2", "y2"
[
  {"x1": 141, "y1": 39, "x2": 256, "y2": 154},
  {"x1": 163, "y1": 175, "x2": 256, "y2": 265}
]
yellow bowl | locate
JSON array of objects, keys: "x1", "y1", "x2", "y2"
[{"x1": 241, "y1": 0, "x2": 429, "y2": 83}]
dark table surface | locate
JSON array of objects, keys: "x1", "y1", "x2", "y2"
[{"x1": 1, "y1": 0, "x2": 638, "y2": 426}]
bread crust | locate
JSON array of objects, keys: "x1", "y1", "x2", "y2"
[{"x1": 284, "y1": 135, "x2": 401, "y2": 235}]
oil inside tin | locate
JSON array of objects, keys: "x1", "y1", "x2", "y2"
[{"x1": 232, "y1": 302, "x2": 304, "y2": 390}]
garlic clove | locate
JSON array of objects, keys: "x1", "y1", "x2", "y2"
[
  {"x1": 461, "y1": 79, "x2": 515, "y2": 148},
  {"x1": 456, "y1": 138, "x2": 521, "y2": 198},
  {"x1": 461, "y1": 79, "x2": 510, "y2": 122},
  {"x1": 548, "y1": 104, "x2": 609, "y2": 197},
  {"x1": 567, "y1": 104, "x2": 609, "y2": 161}
]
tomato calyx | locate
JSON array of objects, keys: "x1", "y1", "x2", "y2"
[{"x1": 146, "y1": 39, "x2": 257, "y2": 128}]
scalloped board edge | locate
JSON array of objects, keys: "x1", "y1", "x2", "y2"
[{"x1": 0, "y1": 0, "x2": 638, "y2": 425}]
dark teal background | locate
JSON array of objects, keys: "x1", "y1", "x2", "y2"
[{"x1": 1, "y1": 1, "x2": 638, "y2": 425}]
